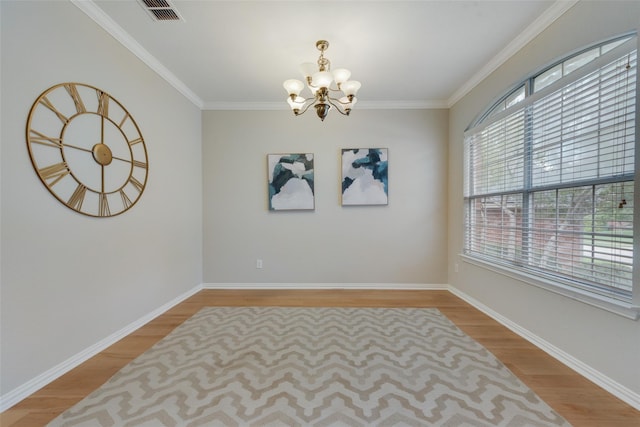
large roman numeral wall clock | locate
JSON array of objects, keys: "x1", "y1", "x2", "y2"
[{"x1": 26, "y1": 83, "x2": 148, "y2": 217}]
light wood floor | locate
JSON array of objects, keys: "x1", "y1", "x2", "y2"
[{"x1": 2, "y1": 289, "x2": 639, "y2": 426}]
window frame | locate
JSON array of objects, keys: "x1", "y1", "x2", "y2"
[{"x1": 462, "y1": 34, "x2": 640, "y2": 320}]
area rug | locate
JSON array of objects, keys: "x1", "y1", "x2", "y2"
[{"x1": 48, "y1": 307, "x2": 570, "y2": 426}]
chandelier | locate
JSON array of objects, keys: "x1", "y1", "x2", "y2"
[{"x1": 283, "y1": 40, "x2": 361, "y2": 121}]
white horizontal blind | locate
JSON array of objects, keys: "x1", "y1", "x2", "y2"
[{"x1": 464, "y1": 37, "x2": 636, "y2": 300}]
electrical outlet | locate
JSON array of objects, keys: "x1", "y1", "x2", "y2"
[{"x1": 256, "y1": 259, "x2": 263, "y2": 269}]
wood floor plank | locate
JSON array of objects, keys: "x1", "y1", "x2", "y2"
[{"x1": 1, "y1": 289, "x2": 638, "y2": 426}]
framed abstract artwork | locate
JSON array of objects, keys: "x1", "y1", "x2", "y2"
[
  {"x1": 341, "y1": 148, "x2": 388, "y2": 206},
  {"x1": 267, "y1": 153, "x2": 315, "y2": 210}
]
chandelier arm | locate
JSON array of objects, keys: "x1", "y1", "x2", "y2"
[
  {"x1": 329, "y1": 95, "x2": 353, "y2": 106},
  {"x1": 306, "y1": 81, "x2": 326, "y2": 91},
  {"x1": 326, "y1": 97, "x2": 350, "y2": 116},
  {"x1": 327, "y1": 86, "x2": 346, "y2": 94},
  {"x1": 307, "y1": 82, "x2": 341, "y2": 93},
  {"x1": 296, "y1": 97, "x2": 319, "y2": 115}
]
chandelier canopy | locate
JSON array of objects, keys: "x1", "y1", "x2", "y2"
[{"x1": 283, "y1": 40, "x2": 361, "y2": 121}]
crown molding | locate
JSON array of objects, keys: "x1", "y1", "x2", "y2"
[
  {"x1": 70, "y1": 0, "x2": 204, "y2": 109},
  {"x1": 74, "y1": 0, "x2": 443, "y2": 112},
  {"x1": 202, "y1": 102, "x2": 285, "y2": 111},
  {"x1": 357, "y1": 100, "x2": 449, "y2": 110},
  {"x1": 446, "y1": 0, "x2": 580, "y2": 108},
  {"x1": 202, "y1": 100, "x2": 448, "y2": 111},
  {"x1": 73, "y1": 0, "x2": 578, "y2": 112}
]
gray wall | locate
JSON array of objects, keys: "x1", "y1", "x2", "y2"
[
  {"x1": 1, "y1": 0, "x2": 639, "y2": 411},
  {"x1": 202, "y1": 109, "x2": 449, "y2": 285},
  {"x1": 1, "y1": 1, "x2": 203, "y2": 395},
  {"x1": 448, "y1": 0, "x2": 640, "y2": 397}
]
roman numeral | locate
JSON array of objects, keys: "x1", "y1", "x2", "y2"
[
  {"x1": 67, "y1": 184, "x2": 87, "y2": 210},
  {"x1": 39, "y1": 96, "x2": 69, "y2": 124},
  {"x1": 119, "y1": 190, "x2": 132, "y2": 209},
  {"x1": 128, "y1": 137, "x2": 143, "y2": 146},
  {"x1": 119, "y1": 113, "x2": 130, "y2": 128},
  {"x1": 98, "y1": 193, "x2": 110, "y2": 217},
  {"x1": 64, "y1": 83, "x2": 86, "y2": 114},
  {"x1": 39, "y1": 162, "x2": 69, "y2": 186},
  {"x1": 29, "y1": 129, "x2": 63, "y2": 148},
  {"x1": 96, "y1": 90, "x2": 109, "y2": 116},
  {"x1": 132, "y1": 160, "x2": 147, "y2": 169},
  {"x1": 128, "y1": 176, "x2": 144, "y2": 193}
]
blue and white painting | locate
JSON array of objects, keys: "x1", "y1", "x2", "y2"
[
  {"x1": 268, "y1": 153, "x2": 315, "y2": 210},
  {"x1": 341, "y1": 148, "x2": 388, "y2": 205}
]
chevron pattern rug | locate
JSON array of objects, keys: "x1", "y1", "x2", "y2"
[{"x1": 48, "y1": 307, "x2": 570, "y2": 426}]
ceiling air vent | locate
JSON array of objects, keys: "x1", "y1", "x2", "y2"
[{"x1": 138, "y1": 0, "x2": 184, "y2": 22}]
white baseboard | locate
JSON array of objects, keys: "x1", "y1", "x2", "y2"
[
  {"x1": 5, "y1": 283, "x2": 637, "y2": 414},
  {"x1": 0, "y1": 282, "x2": 439, "y2": 412},
  {"x1": 202, "y1": 282, "x2": 447, "y2": 290},
  {"x1": 447, "y1": 285, "x2": 640, "y2": 411},
  {"x1": 0, "y1": 284, "x2": 203, "y2": 412}
]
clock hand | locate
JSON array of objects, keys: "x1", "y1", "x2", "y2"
[
  {"x1": 64, "y1": 143, "x2": 137, "y2": 167},
  {"x1": 110, "y1": 155, "x2": 147, "y2": 171},
  {"x1": 110, "y1": 155, "x2": 133, "y2": 163},
  {"x1": 60, "y1": 143, "x2": 92, "y2": 154}
]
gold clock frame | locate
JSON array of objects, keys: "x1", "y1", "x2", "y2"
[{"x1": 26, "y1": 82, "x2": 148, "y2": 217}]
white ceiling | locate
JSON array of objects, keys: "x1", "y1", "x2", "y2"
[{"x1": 77, "y1": 0, "x2": 577, "y2": 109}]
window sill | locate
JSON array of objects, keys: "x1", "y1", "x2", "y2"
[{"x1": 460, "y1": 254, "x2": 640, "y2": 320}]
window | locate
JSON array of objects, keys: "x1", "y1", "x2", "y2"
[{"x1": 463, "y1": 35, "x2": 637, "y2": 316}]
